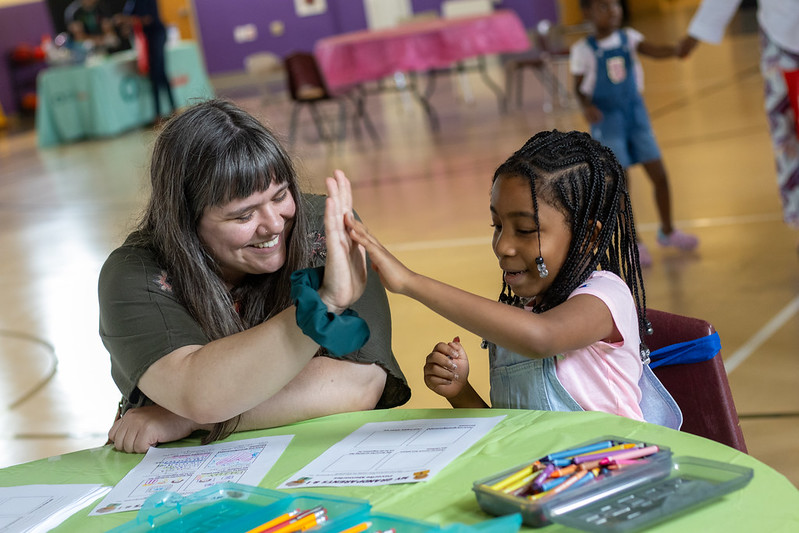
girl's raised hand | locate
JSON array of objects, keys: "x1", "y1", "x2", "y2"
[
  {"x1": 345, "y1": 215, "x2": 415, "y2": 295},
  {"x1": 424, "y1": 338, "x2": 469, "y2": 400},
  {"x1": 319, "y1": 170, "x2": 367, "y2": 313}
]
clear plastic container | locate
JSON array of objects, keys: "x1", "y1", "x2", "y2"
[
  {"x1": 107, "y1": 483, "x2": 368, "y2": 532},
  {"x1": 109, "y1": 482, "x2": 523, "y2": 533},
  {"x1": 472, "y1": 436, "x2": 673, "y2": 528},
  {"x1": 547, "y1": 456, "x2": 754, "y2": 532}
]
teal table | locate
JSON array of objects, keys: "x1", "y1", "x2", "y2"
[
  {"x1": 35, "y1": 41, "x2": 214, "y2": 148},
  {"x1": 1, "y1": 409, "x2": 797, "y2": 531}
]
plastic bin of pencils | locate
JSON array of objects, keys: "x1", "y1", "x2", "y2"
[
  {"x1": 472, "y1": 436, "x2": 673, "y2": 528},
  {"x1": 108, "y1": 483, "x2": 369, "y2": 532}
]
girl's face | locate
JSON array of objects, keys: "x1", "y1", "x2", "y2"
[
  {"x1": 585, "y1": 0, "x2": 623, "y2": 37},
  {"x1": 198, "y1": 180, "x2": 296, "y2": 288},
  {"x1": 491, "y1": 174, "x2": 572, "y2": 301}
]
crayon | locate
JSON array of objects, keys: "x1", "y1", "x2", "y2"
[
  {"x1": 533, "y1": 469, "x2": 592, "y2": 500},
  {"x1": 529, "y1": 463, "x2": 555, "y2": 491},
  {"x1": 570, "y1": 442, "x2": 636, "y2": 460},
  {"x1": 539, "y1": 474, "x2": 570, "y2": 492},
  {"x1": 505, "y1": 471, "x2": 539, "y2": 494},
  {"x1": 549, "y1": 464, "x2": 578, "y2": 478},
  {"x1": 573, "y1": 445, "x2": 643, "y2": 464},
  {"x1": 598, "y1": 446, "x2": 659, "y2": 465},
  {"x1": 489, "y1": 462, "x2": 540, "y2": 491},
  {"x1": 546, "y1": 440, "x2": 614, "y2": 461}
]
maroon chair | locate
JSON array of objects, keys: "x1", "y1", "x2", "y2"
[
  {"x1": 646, "y1": 309, "x2": 748, "y2": 453},
  {"x1": 283, "y1": 51, "x2": 378, "y2": 145}
]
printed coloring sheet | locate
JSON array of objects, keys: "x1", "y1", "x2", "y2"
[
  {"x1": 278, "y1": 416, "x2": 505, "y2": 488},
  {"x1": 90, "y1": 435, "x2": 293, "y2": 515}
]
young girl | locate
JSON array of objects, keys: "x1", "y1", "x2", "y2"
[
  {"x1": 570, "y1": 0, "x2": 699, "y2": 266},
  {"x1": 346, "y1": 130, "x2": 682, "y2": 429}
]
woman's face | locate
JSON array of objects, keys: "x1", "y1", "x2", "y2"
[{"x1": 197, "y1": 180, "x2": 296, "y2": 288}]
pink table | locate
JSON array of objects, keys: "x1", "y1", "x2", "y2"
[{"x1": 314, "y1": 10, "x2": 531, "y2": 129}]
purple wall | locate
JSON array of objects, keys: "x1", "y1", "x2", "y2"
[
  {"x1": 196, "y1": 0, "x2": 557, "y2": 75},
  {"x1": 0, "y1": 0, "x2": 558, "y2": 113},
  {"x1": 0, "y1": 1, "x2": 54, "y2": 115},
  {"x1": 194, "y1": 0, "x2": 369, "y2": 74}
]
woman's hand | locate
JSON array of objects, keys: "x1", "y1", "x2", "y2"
[
  {"x1": 318, "y1": 170, "x2": 367, "y2": 313},
  {"x1": 424, "y1": 338, "x2": 469, "y2": 399},
  {"x1": 345, "y1": 213, "x2": 416, "y2": 295},
  {"x1": 108, "y1": 404, "x2": 207, "y2": 453}
]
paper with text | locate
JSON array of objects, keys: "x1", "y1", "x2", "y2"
[
  {"x1": 90, "y1": 435, "x2": 292, "y2": 515},
  {"x1": 278, "y1": 416, "x2": 505, "y2": 488},
  {"x1": 0, "y1": 484, "x2": 110, "y2": 533}
]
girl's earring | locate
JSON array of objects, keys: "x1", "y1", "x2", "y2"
[{"x1": 536, "y1": 256, "x2": 549, "y2": 278}]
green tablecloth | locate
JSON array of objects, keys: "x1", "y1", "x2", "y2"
[
  {"x1": 35, "y1": 41, "x2": 214, "y2": 148},
  {"x1": 1, "y1": 408, "x2": 797, "y2": 531}
]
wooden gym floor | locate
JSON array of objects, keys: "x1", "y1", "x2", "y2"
[{"x1": 1, "y1": 6, "x2": 797, "y2": 487}]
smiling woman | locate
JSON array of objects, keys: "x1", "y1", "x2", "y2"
[{"x1": 97, "y1": 99, "x2": 410, "y2": 453}]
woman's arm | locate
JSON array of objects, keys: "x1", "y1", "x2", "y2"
[
  {"x1": 109, "y1": 357, "x2": 386, "y2": 452},
  {"x1": 637, "y1": 40, "x2": 679, "y2": 59},
  {"x1": 235, "y1": 357, "x2": 386, "y2": 429},
  {"x1": 137, "y1": 172, "x2": 368, "y2": 424}
]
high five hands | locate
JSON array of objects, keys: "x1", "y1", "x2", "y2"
[{"x1": 319, "y1": 170, "x2": 368, "y2": 314}]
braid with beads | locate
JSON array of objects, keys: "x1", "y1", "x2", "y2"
[{"x1": 492, "y1": 130, "x2": 652, "y2": 360}]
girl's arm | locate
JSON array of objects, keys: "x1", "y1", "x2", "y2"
[
  {"x1": 637, "y1": 40, "x2": 679, "y2": 59},
  {"x1": 346, "y1": 218, "x2": 618, "y2": 359},
  {"x1": 573, "y1": 74, "x2": 602, "y2": 123},
  {"x1": 137, "y1": 171, "x2": 369, "y2": 424}
]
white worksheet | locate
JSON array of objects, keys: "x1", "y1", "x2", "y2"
[
  {"x1": 90, "y1": 435, "x2": 293, "y2": 515},
  {"x1": 278, "y1": 416, "x2": 505, "y2": 488},
  {"x1": 0, "y1": 484, "x2": 109, "y2": 533}
]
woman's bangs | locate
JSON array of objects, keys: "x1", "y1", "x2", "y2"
[{"x1": 210, "y1": 141, "x2": 290, "y2": 206}]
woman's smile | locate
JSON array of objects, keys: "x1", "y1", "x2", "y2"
[{"x1": 251, "y1": 235, "x2": 280, "y2": 249}]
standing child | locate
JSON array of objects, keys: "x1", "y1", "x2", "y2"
[
  {"x1": 570, "y1": 0, "x2": 698, "y2": 266},
  {"x1": 346, "y1": 130, "x2": 682, "y2": 429}
]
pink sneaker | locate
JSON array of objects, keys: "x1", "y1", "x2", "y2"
[
  {"x1": 636, "y1": 241, "x2": 652, "y2": 267},
  {"x1": 657, "y1": 229, "x2": 699, "y2": 251}
]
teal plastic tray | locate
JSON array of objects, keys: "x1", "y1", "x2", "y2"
[
  {"x1": 107, "y1": 484, "x2": 367, "y2": 532},
  {"x1": 108, "y1": 482, "x2": 521, "y2": 533}
]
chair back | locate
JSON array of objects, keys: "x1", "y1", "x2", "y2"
[
  {"x1": 283, "y1": 52, "x2": 329, "y2": 102},
  {"x1": 646, "y1": 309, "x2": 748, "y2": 452}
]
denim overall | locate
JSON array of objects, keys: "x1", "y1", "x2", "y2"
[
  {"x1": 587, "y1": 30, "x2": 660, "y2": 168},
  {"x1": 487, "y1": 342, "x2": 683, "y2": 430}
]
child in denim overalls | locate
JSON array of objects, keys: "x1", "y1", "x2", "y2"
[
  {"x1": 570, "y1": 0, "x2": 698, "y2": 266},
  {"x1": 346, "y1": 130, "x2": 682, "y2": 430}
]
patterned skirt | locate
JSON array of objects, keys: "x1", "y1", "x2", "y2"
[{"x1": 760, "y1": 29, "x2": 799, "y2": 228}]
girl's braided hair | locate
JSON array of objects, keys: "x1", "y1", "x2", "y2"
[{"x1": 493, "y1": 130, "x2": 652, "y2": 358}]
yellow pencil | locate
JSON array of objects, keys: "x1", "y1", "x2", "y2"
[
  {"x1": 274, "y1": 512, "x2": 327, "y2": 533},
  {"x1": 337, "y1": 521, "x2": 372, "y2": 533},
  {"x1": 245, "y1": 510, "x2": 300, "y2": 533}
]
